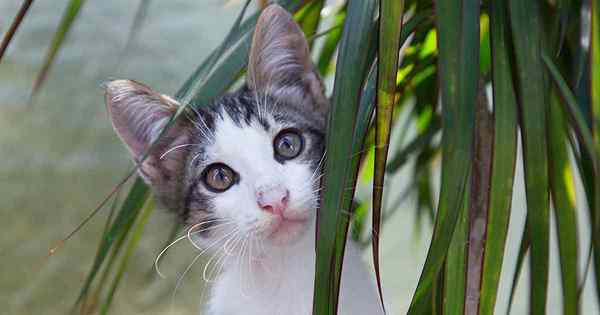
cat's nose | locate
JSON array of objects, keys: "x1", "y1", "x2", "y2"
[{"x1": 257, "y1": 188, "x2": 290, "y2": 216}]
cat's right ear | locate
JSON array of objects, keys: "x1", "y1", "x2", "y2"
[
  {"x1": 104, "y1": 80, "x2": 191, "y2": 186},
  {"x1": 248, "y1": 4, "x2": 328, "y2": 115}
]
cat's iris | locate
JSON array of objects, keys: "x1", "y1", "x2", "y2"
[
  {"x1": 274, "y1": 129, "x2": 303, "y2": 160},
  {"x1": 202, "y1": 163, "x2": 237, "y2": 192}
]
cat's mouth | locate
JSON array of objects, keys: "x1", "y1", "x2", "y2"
[{"x1": 266, "y1": 216, "x2": 309, "y2": 245}]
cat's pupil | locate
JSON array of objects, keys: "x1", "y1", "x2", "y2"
[
  {"x1": 203, "y1": 163, "x2": 236, "y2": 192},
  {"x1": 282, "y1": 138, "x2": 293, "y2": 150},
  {"x1": 274, "y1": 130, "x2": 303, "y2": 160}
]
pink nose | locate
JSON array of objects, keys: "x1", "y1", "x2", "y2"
[{"x1": 257, "y1": 188, "x2": 290, "y2": 216}]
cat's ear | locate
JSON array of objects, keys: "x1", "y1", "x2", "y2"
[
  {"x1": 105, "y1": 80, "x2": 191, "y2": 187},
  {"x1": 248, "y1": 4, "x2": 328, "y2": 114}
]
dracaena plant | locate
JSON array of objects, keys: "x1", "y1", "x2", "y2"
[{"x1": 2, "y1": 0, "x2": 600, "y2": 314}]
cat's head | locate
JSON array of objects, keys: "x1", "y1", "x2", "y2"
[{"x1": 105, "y1": 5, "x2": 327, "y2": 247}]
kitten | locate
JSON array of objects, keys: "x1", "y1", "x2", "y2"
[{"x1": 104, "y1": 4, "x2": 384, "y2": 315}]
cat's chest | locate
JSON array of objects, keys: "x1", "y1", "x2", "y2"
[
  {"x1": 208, "y1": 252, "x2": 315, "y2": 315},
  {"x1": 205, "y1": 240, "x2": 385, "y2": 315}
]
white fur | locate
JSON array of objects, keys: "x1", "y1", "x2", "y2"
[{"x1": 191, "y1": 112, "x2": 384, "y2": 315}]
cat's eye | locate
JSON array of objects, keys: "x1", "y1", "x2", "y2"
[
  {"x1": 202, "y1": 163, "x2": 237, "y2": 192},
  {"x1": 274, "y1": 129, "x2": 303, "y2": 160}
]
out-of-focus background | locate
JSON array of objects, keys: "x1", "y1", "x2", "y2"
[{"x1": 0, "y1": 1, "x2": 598, "y2": 314}]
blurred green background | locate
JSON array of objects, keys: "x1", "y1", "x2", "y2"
[{"x1": 0, "y1": 1, "x2": 598, "y2": 314}]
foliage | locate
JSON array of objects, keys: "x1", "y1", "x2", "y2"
[{"x1": 3, "y1": 0, "x2": 600, "y2": 314}]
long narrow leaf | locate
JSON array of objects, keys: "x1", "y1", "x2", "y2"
[
  {"x1": 444, "y1": 195, "x2": 469, "y2": 315},
  {"x1": 74, "y1": 177, "x2": 149, "y2": 307},
  {"x1": 100, "y1": 199, "x2": 155, "y2": 315},
  {"x1": 548, "y1": 93, "x2": 580, "y2": 315},
  {"x1": 543, "y1": 51, "x2": 600, "y2": 305},
  {"x1": 373, "y1": 0, "x2": 405, "y2": 312},
  {"x1": 543, "y1": 53, "x2": 597, "y2": 161},
  {"x1": 312, "y1": 0, "x2": 377, "y2": 313},
  {"x1": 31, "y1": 0, "x2": 87, "y2": 100},
  {"x1": 479, "y1": 0, "x2": 519, "y2": 313},
  {"x1": 295, "y1": 0, "x2": 324, "y2": 43},
  {"x1": 407, "y1": 0, "x2": 479, "y2": 312},
  {"x1": 509, "y1": 0, "x2": 551, "y2": 312}
]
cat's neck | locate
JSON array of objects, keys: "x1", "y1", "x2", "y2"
[
  {"x1": 226, "y1": 219, "x2": 316, "y2": 283},
  {"x1": 209, "y1": 221, "x2": 318, "y2": 315}
]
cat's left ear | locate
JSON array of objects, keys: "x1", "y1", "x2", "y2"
[
  {"x1": 247, "y1": 4, "x2": 328, "y2": 115},
  {"x1": 104, "y1": 80, "x2": 191, "y2": 197}
]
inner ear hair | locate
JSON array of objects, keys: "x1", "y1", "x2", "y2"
[
  {"x1": 105, "y1": 79, "x2": 194, "y2": 212},
  {"x1": 104, "y1": 80, "x2": 184, "y2": 158},
  {"x1": 247, "y1": 4, "x2": 328, "y2": 115}
]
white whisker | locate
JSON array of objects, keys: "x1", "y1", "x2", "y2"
[
  {"x1": 155, "y1": 220, "x2": 235, "y2": 279},
  {"x1": 154, "y1": 234, "x2": 189, "y2": 279},
  {"x1": 160, "y1": 143, "x2": 201, "y2": 160},
  {"x1": 169, "y1": 227, "x2": 240, "y2": 313},
  {"x1": 187, "y1": 221, "x2": 237, "y2": 250}
]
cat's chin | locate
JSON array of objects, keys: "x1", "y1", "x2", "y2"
[{"x1": 266, "y1": 218, "x2": 309, "y2": 246}]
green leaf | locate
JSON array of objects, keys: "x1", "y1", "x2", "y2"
[
  {"x1": 543, "y1": 49, "x2": 600, "y2": 305},
  {"x1": 548, "y1": 93, "x2": 579, "y2": 315},
  {"x1": 80, "y1": 190, "x2": 123, "y2": 311},
  {"x1": 348, "y1": 8, "x2": 432, "y2": 247},
  {"x1": 479, "y1": 0, "x2": 519, "y2": 313},
  {"x1": 312, "y1": 0, "x2": 377, "y2": 313},
  {"x1": 295, "y1": 0, "x2": 324, "y2": 44},
  {"x1": 509, "y1": 0, "x2": 550, "y2": 313},
  {"x1": 373, "y1": 0, "x2": 405, "y2": 311},
  {"x1": 543, "y1": 53, "x2": 596, "y2": 163},
  {"x1": 444, "y1": 194, "x2": 469, "y2": 315},
  {"x1": 75, "y1": 177, "x2": 149, "y2": 308},
  {"x1": 480, "y1": 14, "x2": 491, "y2": 76},
  {"x1": 549, "y1": 0, "x2": 570, "y2": 57},
  {"x1": 100, "y1": 198, "x2": 155, "y2": 315},
  {"x1": 407, "y1": 0, "x2": 479, "y2": 313},
  {"x1": 31, "y1": 0, "x2": 87, "y2": 100},
  {"x1": 83, "y1": 211, "x2": 134, "y2": 313}
]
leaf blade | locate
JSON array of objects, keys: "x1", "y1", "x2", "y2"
[
  {"x1": 479, "y1": 0, "x2": 519, "y2": 313},
  {"x1": 407, "y1": 0, "x2": 479, "y2": 312},
  {"x1": 509, "y1": 0, "x2": 550, "y2": 312},
  {"x1": 548, "y1": 93, "x2": 580, "y2": 315},
  {"x1": 31, "y1": 0, "x2": 87, "y2": 100},
  {"x1": 373, "y1": 0, "x2": 405, "y2": 311},
  {"x1": 312, "y1": 0, "x2": 377, "y2": 313}
]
